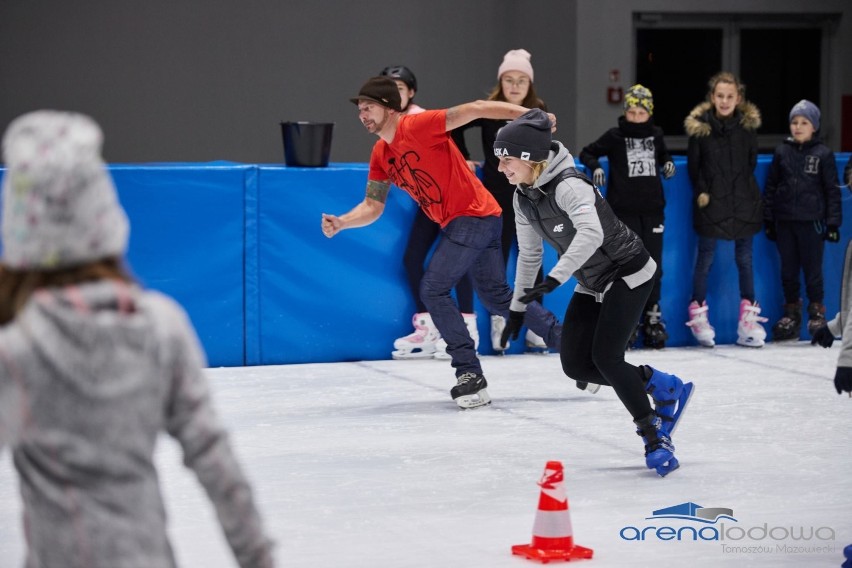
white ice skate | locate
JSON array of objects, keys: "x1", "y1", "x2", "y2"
[
  {"x1": 686, "y1": 300, "x2": 715, "y2": 347},
  {"x1": 392, "y1": 312, "x2": 441, "y2": 359},
  {"x1": 491, "y1": 315, "x2": 508, "y2": 353},
  {"x1": 525, "y1": 329, "x2": 548, "y2": 353},
  {"x1": 736, "y1": 299, "x2": 768, "y2": 348},
  {"x1": 434, "y1": 313, "x2": 480, "y2": 360}
]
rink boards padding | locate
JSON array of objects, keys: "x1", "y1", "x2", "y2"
[{"x1": 0, "y1": 154, "x2": 850, "y2": 366}]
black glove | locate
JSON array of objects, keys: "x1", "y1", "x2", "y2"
[
  {"x1": 835, "y1": 367, "x2": 852, "y2": 395},
  {"x1": 518, "y1": 276, "x2": 561, "y2": 305},
  {"x1": 661, "y1": 161, "x2": 676, "y2": 179},
  {"x1": 764, "y1": 222, "x2": 776, "y2": 242},
  {"x1": 810, "y1": 325, "x2": 835, "y2": 348},
  {"x1": 500, "y1": 310, "x2": 525, "y2": 348},
  {"x1": 825, "y1": 225, "x2": 840, "y2": 243}
]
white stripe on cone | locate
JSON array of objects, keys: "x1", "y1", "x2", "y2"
[{"x1": 532, "y1": 509, "x2": 574, "y2": 539}]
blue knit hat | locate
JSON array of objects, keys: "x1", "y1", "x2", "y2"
[{"x1": 789, "y1": 99, "x2": 820, "y2": 131}]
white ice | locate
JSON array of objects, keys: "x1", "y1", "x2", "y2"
[{"x1": 1, "y1": 342, "x2": 850, "y2": 567}]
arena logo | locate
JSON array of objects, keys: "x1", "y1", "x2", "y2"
[{"x1": 619, "y1": 502, "x2": 835, "y2": 543}]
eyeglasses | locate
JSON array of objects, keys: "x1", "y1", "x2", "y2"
[{"x1": 501, "y1": 77, "x2": 530, "y2": 88}]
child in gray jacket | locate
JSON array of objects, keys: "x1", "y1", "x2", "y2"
[{"x1": 0, "y1": 111, "x2": 275, "y2": 567}]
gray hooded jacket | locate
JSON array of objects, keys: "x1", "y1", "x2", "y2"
[
  {"x1": 0, "y1": 281, "x2": 274, "y2": 568},
  {"x1": 511, "y1": 142, "x2": 655, "y2": 311},
  {"x1": 828, "y1": 240, "x2": 852, "y2": 369}
]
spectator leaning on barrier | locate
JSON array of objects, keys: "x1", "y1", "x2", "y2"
[
  {"x1": 451, "y1": 48, "x2": 550, "y2": 353},
  {"x1": 321, "y1": 76, "x2": 564, "y2": 410},
  {"x1": 763, "y1": 99, "x2": 842, "y2": 342},
  {"x1": 579, "y1": 84, "x2": 675, "y2": 350},
  {"x1": 0, "y1": 110, "x2": 275, "y2": 568},
  {"x1": 684, "y1": 71, "x2": 767, "y2": 349},
  {"x1": 380, "y1": 64, "x2": 480, "y2": 362}
]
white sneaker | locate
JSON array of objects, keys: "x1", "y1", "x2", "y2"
[
  {"x1": 737, "y1": 299, "x2": 768, "y2": 348},
  {"x1": 686, "y1": 300, "x2": 715, "y2": 347},
  {"x1": 491, "y1": 315, "x2": 507, "y2": 352},
  {"x1": 392, "y1": 312, "x2": 441, "y2": 359},
  {"x1": 525, "y1": 329, "x2": 548, "y2": 352},
  {"x1": 434, "y1": 313, "x2": 480, "y2": 360}
]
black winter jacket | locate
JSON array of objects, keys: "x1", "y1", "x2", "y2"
[
  {"x1": 684, "y1": 101, "x2": 763, "y2": 240},
  {"x1": 579, "y1": 116, "x2": 672, "y2": 216},
  {"x1": 763, "y1": 136, "x2": 841, "y2": 226}
]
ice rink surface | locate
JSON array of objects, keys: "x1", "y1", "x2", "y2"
[{"x1": 1, "y1": 341, "x2": 850, "y2": 567}]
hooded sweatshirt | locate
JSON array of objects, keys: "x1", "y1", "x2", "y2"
[
  {"x1": 0, "y1": 280, "x2": 274, "y2": 568},
  {"x1": 511, "y1": 141, "x2": 654, "y2": 311}
]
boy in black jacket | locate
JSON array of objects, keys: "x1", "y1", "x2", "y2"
[
  {"x1": 580, "y1": 84, "x2": 675, "y2": 349},
  {"x1": 764, "y1": 99, "x2": 842, "y2": 340}
]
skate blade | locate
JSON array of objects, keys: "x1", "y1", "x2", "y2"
[
  {"x1": 736, "y1": 337, "x2": 764, "y2": 348},
  {"x1": 663, "y1": 382, "x2": 695, "y2": 437},
  {"x1": 655, "y1": 457, "x2": 680, "y2": 477},
  {"x1": 584, "y1": 383, "x2": 601, "y2": 394},
  {"x1": 455, "y1": 389, "x2": 492, "y2": 409},
  {"x1": 391, "y1": 349, "x2": 437, "y2": 360}
]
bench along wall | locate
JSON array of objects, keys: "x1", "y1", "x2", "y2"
[{"x1": 1, "y1": 155, "x2": 849, "y2": 367}]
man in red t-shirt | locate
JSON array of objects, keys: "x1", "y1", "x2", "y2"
[{"x1": 322, "y1": 77, "x2": 561, "y2": 409}]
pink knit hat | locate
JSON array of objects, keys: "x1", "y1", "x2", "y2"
[{"x1": 497, "y1": 49, "x2": 534, "y2": 82}]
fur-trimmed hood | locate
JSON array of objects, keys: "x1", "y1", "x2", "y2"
[{"x1": 684, "y1": 100, "x2": 762, "y2": 137}]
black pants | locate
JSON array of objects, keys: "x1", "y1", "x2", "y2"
[
  {"x1": 617, "y1": 212, "x2": 664, "y2": 310},
  {"x1": 560, "y1": 279, "x2": 654, "y2": 421},
  {"x1": 403, "y1": 208, "x2": 474, "y2": 313},
  {"x1": 776, "y1": 220, "x2": 825, "y2": 305}
]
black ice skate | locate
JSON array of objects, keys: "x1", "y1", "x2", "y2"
[
  {"x1": 450, "y1": 372, "x2": 491, "y2": 409},
  {"x1": 642, "y1": 304, "x2": 668, "y2": 349},
  {"x1": 772, "y1": 300, "x2": 802, "y2": 341},
  {"x1": 807, "y1": 302, "x2": 827, "y2": 337}
]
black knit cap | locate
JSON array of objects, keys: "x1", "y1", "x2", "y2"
[
  {"x1": 493, "y1": 108, "x2": 552, "y2": 161},
  {"x1": 350, "y1": 77, "x2": 402, "y2": 112}
]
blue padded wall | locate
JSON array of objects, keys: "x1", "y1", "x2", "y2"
[{"x1": 1, "y1": 154, "x2": 850, "y2": 367}]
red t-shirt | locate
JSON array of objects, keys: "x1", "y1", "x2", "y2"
[{"x1": 368, "y1": 109, "x2": 502, "y2": 227}]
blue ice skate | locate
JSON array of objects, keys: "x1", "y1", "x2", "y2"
[
  {"x1": 643, "y1": 366, "x2": 695, "y2": 436},
  {"x1": 635, "y1": 415, "x2": 679, "y2": 477}
]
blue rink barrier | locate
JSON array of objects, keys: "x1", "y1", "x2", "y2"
[{"x1": 0, "y1": 154, "x2": 850, "y2": 367}]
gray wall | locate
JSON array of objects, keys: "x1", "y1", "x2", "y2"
[
  {"x1": 1, "y1": 1, "x2": 849, "y2": 164},
  {"x1": 0, "y1": 1, "x2": 576, "y2": 163}
]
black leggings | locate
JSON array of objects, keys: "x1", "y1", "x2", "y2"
[{"x1": 560, "y1": 279, "x2": 654, "y2": 421}]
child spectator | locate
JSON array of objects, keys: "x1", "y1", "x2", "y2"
[
  {"x1": 0, "y1": 111, "x2": 275, "y2": 567},
  {"x1": 451, "y1": 49, "x2": 550, "y2": 353},
  {"x1": 763, "y1": 99, "x2": 842, "y2": 340},
  {"x1": 380, "y1": 65, "x2": 480, "y2": 360},
  {"x1": 579, "y1": 84, "x2": 675, "y2": 349},
  {"x1": 684, "y1": 71, "x2": 767, "y2": 348}
]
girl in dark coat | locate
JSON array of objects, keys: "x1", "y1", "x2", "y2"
[{"x1": 684, "y1": 71, "x2": 767, "y2": 348}]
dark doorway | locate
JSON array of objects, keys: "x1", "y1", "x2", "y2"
[
  {"x1": 740, "y1": 28, "x2": 822, "y2": 135},
  {"x1": 636, "y1": 28, "x2": 722, "y2": 138}
]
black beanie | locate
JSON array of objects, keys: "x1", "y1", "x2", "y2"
[{"x1": 493, "y1": 108, "x2": 552, "y2": 162}]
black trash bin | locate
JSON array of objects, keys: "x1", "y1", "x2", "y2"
[{"x1": 280, "y1": 121, "x2": 334, "y2": 167}]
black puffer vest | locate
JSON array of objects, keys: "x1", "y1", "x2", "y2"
[{"x1": 515, "y1": 168, "x2": 649, "y2": 293}]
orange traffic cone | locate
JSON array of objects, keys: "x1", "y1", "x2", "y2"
[{"x1": 512, "y1": 461, "x2": 593, "y2": 563}]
